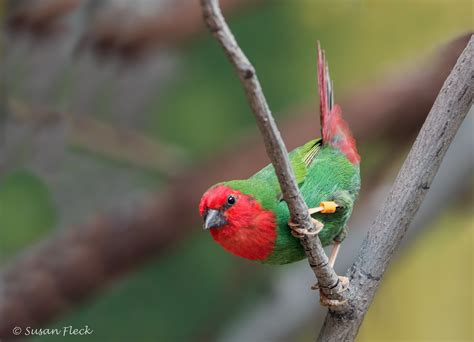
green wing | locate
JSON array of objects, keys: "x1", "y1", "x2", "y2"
[
  {"x1": 250, "y1": 138, "x2": 322, "y2": 195},
  {"x1": 292, "y1": 138, "x2": 323, "y2": 183}
]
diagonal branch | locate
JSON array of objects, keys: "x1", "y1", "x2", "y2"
[
  {"x1": 200, "y1": 0, "x2": 345, "y2": 301},
  {"x1": 318, "y1": 36, "x2": 473, "y2": 341}
]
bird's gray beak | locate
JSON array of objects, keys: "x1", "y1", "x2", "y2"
[{"x1": 203, "y1": 209, "x2": 228, "y2": 230}]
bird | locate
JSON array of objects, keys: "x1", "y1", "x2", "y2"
[{"x1": 199, "y1": 43, "x2": 360, "y2": 290}]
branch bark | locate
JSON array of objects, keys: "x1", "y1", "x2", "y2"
[
  {"x1": 200, "y1": 0, "x2": 345, "y2": 301},
  {"x1": 318, "y1": 35, "x2": 473, "y2": 341}
]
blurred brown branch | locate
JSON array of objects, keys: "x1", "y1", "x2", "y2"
[
  {"x1": 7, "y1": 99, "x2": 187, "y2": 175},
  {"x1": 7, "y1": 0, "x2": 82, "y2": 36},
  {"x1": 318, "y1": 36, "x2": 473, "y2": 341},
  {"x1": 79, "y1": 0, "x2": 262, "y2": 59},
  {"x1": 6, "y1": 0, "x2": 261, "y2": 60},
  {"x1": 0, "y1": 33, "x2": 471, "y2": 339}
]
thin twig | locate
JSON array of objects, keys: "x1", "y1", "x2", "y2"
[
  {"x1": 200, "y1": 0, "x2": 346, "y2": 301},
  {"x1": 318, "y1": 36, "x2": 473, "y2": 341}
]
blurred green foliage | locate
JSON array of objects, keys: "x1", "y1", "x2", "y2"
[
  {"x1": 0, "y1": 170, "x2": 56, "y2": 261},
  {"x1": 1, "y1": 0, "x2": 471, "y2": 341}
]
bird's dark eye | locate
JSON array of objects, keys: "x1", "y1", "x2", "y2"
[{"x1": 227, "y1": 195, "x2": 236, "y2": 206}]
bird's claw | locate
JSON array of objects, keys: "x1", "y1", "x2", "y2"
[
  {"x1": 314, "y1": 276, "x2": 350, "y2": 307},
  {"x1": 288, "y1": 217, "x2": 323, "y2": 239},
  {"x1": 312, "y1": 275, "x2": 349, "y2": 291},
  {"x1": 320, "y1": 296, "x2": 348, "y2": 307}
]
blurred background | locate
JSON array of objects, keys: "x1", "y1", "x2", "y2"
[{"x1": 0, "y1": 0, "x2": 472, "y2": 341}]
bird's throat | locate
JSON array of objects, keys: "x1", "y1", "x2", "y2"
[{"x1": 209, "y1": 209, "x2": 277, "y2": 261}]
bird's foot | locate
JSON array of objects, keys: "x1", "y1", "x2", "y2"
[
  {"x1": 312, "y1": 276, "x2": 350, "y2": 307},
  {"x1": 311, "y1": 275, "x2": 349, "y2": 291},
  {"x1": 318, "y1": 276, "x2": 349, "y2": 307},
  {"x1": 288, "y1": 217, "x2": 324, "y2": 238},
  {"x1": 320, "y1": 294, "x2": 348, "y2": 307}
]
